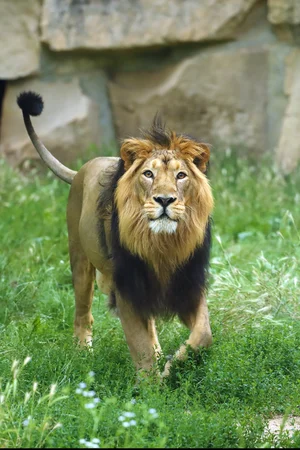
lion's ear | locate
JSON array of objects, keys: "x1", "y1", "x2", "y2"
[
  {"x1": 120, "y1": 141, "x2": 137, "y2": 170},
  {"x1": 120, "y1": 138, "x2": 152, "y2": 171},
  {"x1": 193, "y1": 143, "x2": 211, "y2": 173}
]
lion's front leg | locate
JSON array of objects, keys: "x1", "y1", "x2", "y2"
[
  {"x1": 116, "y1": 294, "x2": 161, "y2": 375},
  {"x1": 162, "y1": 294, "x2": 212, "y2": 377}
]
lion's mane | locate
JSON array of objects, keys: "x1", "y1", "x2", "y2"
[{"x1": 98, "y1": 118, "x2": 213, "y2": 320}]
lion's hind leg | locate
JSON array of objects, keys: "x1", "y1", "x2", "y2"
[{"x1": 71, "y1": 253, "x2": 96, "y2": 348}]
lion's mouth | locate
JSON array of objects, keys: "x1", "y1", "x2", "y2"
[
  {"x1": 149, "y1": 215, "x2": 178, "y2": 234},
  {"x1": 150, "y1": 212, "x2": 171, "y2": 220}
]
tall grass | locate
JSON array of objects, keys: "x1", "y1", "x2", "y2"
[{"x1": 0, "y1": 151, "x2": 300, "y2": 448}]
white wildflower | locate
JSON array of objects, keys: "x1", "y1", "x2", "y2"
[
  {"x1": 122, "y1": 422, "x2": 130, "y2": 428},
  {"x1": 129, "y1": 420, "x2": 137, "y2": 426},
  {"x1": 79, "y1": 438, "x2": 87, "y2": 444},
  {"x1": 87, "y1": 390, "x2": 95, "y2": 397},
  {"x1": 76, "y1": 388, "x2": 82, "y2": 394},
  {"x1": 91, "y1": 438, "x2": 100, "y2": 444},
  {"x1": 118, "y1": 415, "x2": 125, "y2": 422},
  {"x1": 84, "y1": 403, "x2": 95, "y2": 409},
  {"x1": 130, "y1": 398, "x2": 136, "y2": 404},
  {"x1": 123, "y1": 411, "x2": 135, "y2": 418},
  {"x1": 79, "y1": 382, "x2": 87, "y2": 389},
  {"x1": 33, "y1": 382, "x2": 38, "y2": 392},
  {"x1": 149, "y1": 408, "x2": 159, "y2": 418},
  {"x1": 93, "y1": 397, "x2": 100, "y2": 404},
  {"x1": 88, "y1": 371, "x2": 95, "y2": 377},
  {"x1": 23, "y1": 416, "x2": 32, "y2": 427}
]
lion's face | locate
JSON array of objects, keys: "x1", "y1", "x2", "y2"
[
  {"x1": 136, "y1": 152, "x2": 198, "y2": 234},
  {"x1": 115, "y1": 124, "x2": 213, "y2": 277}
]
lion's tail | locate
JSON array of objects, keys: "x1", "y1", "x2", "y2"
[{"x1": 17, "y1": 91, "x2": 77, "y2": 184}]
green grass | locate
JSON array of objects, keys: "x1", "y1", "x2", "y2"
[{"x1": 0, "y1": 151, "x2": 300, "y2": 448}]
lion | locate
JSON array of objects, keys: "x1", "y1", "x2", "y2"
[{"x1": 17, "y1": 90, "x2": 214, "y2": 378}]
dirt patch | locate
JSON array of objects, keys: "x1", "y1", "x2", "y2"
[{"x1": 265, "y1": 415, "x2": 300, "y2": 437}]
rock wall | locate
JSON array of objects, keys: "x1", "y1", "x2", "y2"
[{"x1": 0, "y1": 0, "x2": 299, "y2": 173}]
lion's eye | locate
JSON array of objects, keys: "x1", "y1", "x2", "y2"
[
  {"x1": 177, "y1": 172, "x2": 187, "y2": 180},
  {"x1": 143, "y1": 170, "x2": 154, "y2": 178}
]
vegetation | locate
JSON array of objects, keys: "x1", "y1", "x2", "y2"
[{"x1": 0, "y1": 150, "x2": 300, "y2": 448}]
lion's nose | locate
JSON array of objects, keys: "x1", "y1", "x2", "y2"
[{"x1": 153, "y1": 196, "x2": 177, "y2": 207}]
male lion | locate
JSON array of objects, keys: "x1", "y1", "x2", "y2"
[{"x1": 17, "y1": 91, "x2": 214, "y2": 378}]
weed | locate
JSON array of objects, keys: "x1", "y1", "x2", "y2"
[{"x1": 0, "y1": 152, "x2": 300, "y2": 447}]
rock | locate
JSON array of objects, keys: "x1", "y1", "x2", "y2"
[
  {"x1": 108, "y1": 47, "x2": 268, "y2": 154},
  {"x1": 0, "y1": 0, "x2": 41, "y2": 79},
  {"x1": 268, "y1": 0, "x2": 300, "y2": 24},
  {"x1": 267, "y1": 0, "x2": 300, "y2": 43},
  {"x1": 0, "y1": 78, "x2": 101, "y2": 169},
  {"x1": 276, "y1": 50, "x2": 300, "y2": 174},
  {"x1": 41, "y1": 0, "x2": 258, "y2": 51}
]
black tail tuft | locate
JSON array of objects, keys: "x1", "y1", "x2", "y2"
[{"x1": 17, "y1": 91, "x2": 44, "y2": 117}]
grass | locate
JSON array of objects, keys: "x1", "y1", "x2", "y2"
[{"x1": 0, "y1": 150, "x2": 300, "y2": 448}]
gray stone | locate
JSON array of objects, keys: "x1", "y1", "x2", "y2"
[
  {"x1": 0, "y1": 0, "x2": 41, "y2": 79},
  {"x1": 268, "y1": 0, "x2": 300, "y2": 44},
  {"x1": 276, "y1": 50, "x2": 300, "y2": 174},
  {"x1": 108, "y1": 47, "x2": 269, "y2": 154},
  {"x1": 268, "y1": 0, "x2": 300, "y2": 24},
  {"x1": 41, "y1": 0, "x2": 258, "y2": 51},
  {"x1": 0, "y1": 78, "x2": 102, "y2": 168}
]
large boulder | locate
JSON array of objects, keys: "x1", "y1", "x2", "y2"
[
  {"x1": 276, "y1": 50, "x2": 300, "y2": 174},
  {"x1": 0, "y1": 0, "x2": 41, "y2": 79},
  {"x1": 41, "y1": 0, "x2": 259, "y2": 51},
  {"x1": 268, "y1": 0, "x2": 300, "y2": 24},
  {"x1": 108, "y1": 47, "x2": 268, "y2": 154},
  {"x1": 0, "y1": 78, "x2": 101, "y2": 169},
  {"x1": 268, "y1": 0, "x2": 300, "y2": 43}
]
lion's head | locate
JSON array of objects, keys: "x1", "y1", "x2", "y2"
[{"x1": 115, "y1": 118, "x2": 214, "y2": 283}]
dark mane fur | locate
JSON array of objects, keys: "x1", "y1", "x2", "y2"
[
  {"x1": 98, "y1": 158, "x2": 125, "y2": 213},
  {"x1": 111, "y1": 212, "x2": 211, "y2": 319},
  {"x1": 141, "y1": 113, "x2": 171, "y2": 148}
]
